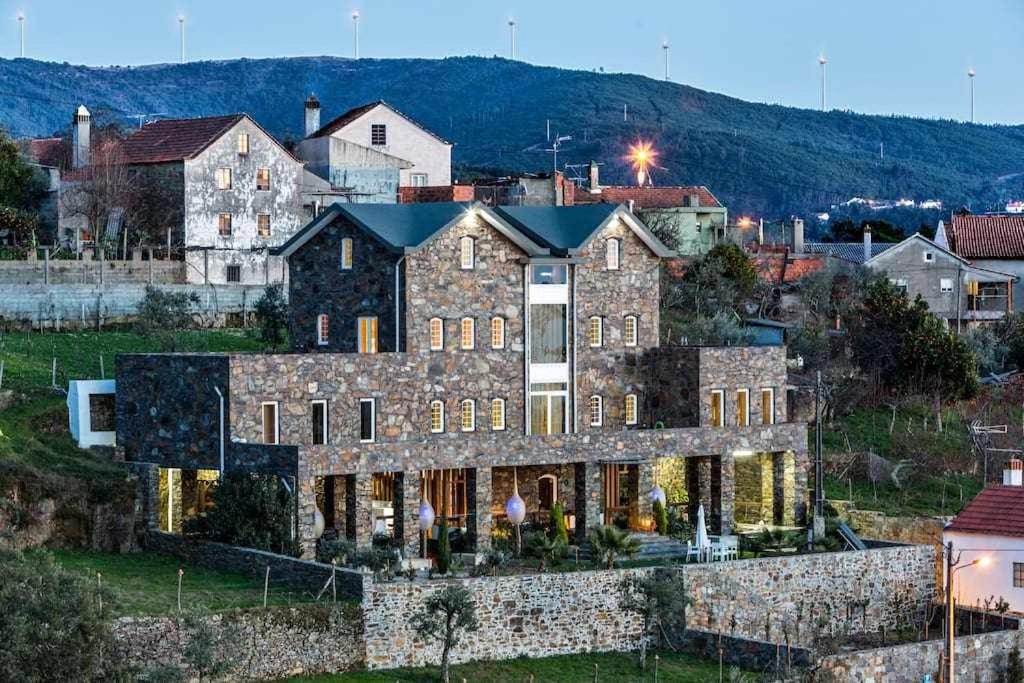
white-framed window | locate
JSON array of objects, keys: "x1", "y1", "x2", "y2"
[
  {"x1": 710, "y1": 390, "x2": 724, "y2": 428},
  {"x1": 358, "y1": 317, "x2": 378, "y2": 354},
  {"x1": 589, "y1": 395, "x2": 603, "y2": 427},
  {"x1": 761, "y1": 388, "x2": 775, "y2": 425},
  {"x1": 237, "y1": 133, "x2": 250, "y2": 155},
  {"x1": 218, "y1": 212, "x2": 232, "y2": 236},
  {"x1": 257, "y1": 213, "x2": 271, "y2": 238},
  {"x1": 340, "y1": 238, "x2": 353, "y2": 270},
  {"x1": 588, "y1": 316, "x2": 603, "y2": 347},
  {"x1": 460, "y1": 236, "x2": 475, "y2": 270},
  {"x1": 371, "y1": 124, "x2": 387, "y2": 146},
  {"x1": 256, "y1": 168, "x2": 271, "y2": 191},
  {"x1": 216, "y1": 167, "x2": 232, "y2": 190},
  {"x1": 606, "y1": 238, "x2": 621, "y2": 270},
  {"x1": 625, "y1": 394, "x2": 638, "y2": 425},
  {"x1": 890, "y1": 278, "x2": 909, "y2": 294},
  {"x1": 460, "y1": 399, "x2": 476, "y2": 432},
  {"x1": 311, "y1": 399, "x2": 328, "y2": 445},
  {"x1": 491, "y1": 317, "x2": 505, "y2": 349},
  {"x1": 261, "y1": 402, "x2": 279, "y2": 444},
  {"x1": 411, "y1": 173, "x2": 428, "y2": 187},
  {"x1": 624, "y1": 315, "x2": 638, "y2": 347},
  {"x1": 429, "y1": 318, "x2": 444, "y2": 351},
  {"x1": 316, "y1": 314, "x2": 329, "y2": 346},
  {"x1": 736, "y1": 389, "x2": 750, "y2": 427},
  {"x1": 940, "y1": 278, "x2": 953, "y2": 293},
  {"x1": 491, "y1": 398, "x2": 506, "y2": 431},
  {"x1": 460, "y1": 317, "x2": 475, "y2": 350},
  {"x1": 429, "y1": 400, "x2": 445, "y2": 433},
  {"x1": 924, "y1": 251, "x2": 935, "y2": 263},
  {"x1": 359, "y1": 398, "x2": 376, "y2": 443}
]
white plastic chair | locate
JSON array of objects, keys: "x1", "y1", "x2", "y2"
[{"x1": 685, "y1": 541, "x2": 700, "y2": 563}]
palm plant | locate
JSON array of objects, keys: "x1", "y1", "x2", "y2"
[{"x1": 588, "y1": 524, "x2": 641, "y2": 569}]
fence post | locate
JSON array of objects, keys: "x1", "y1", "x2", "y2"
[
  {"x1": 99, "y1": 354, "x2": 104, "y2": 380},
  {"x1": 97, "y1": 572, "x2": 103, "y2": 612},
  {"x1": 263, "y1": 565, "x2": 270, "y2": 609},
  {"x1": 331, "y1": 559, "x2": 337, "y2": 604},
  {"x1": 148, "y1": 248, "x2": 154, "y2": 284},
  {"x1": 98, "y1": 247, "x2": 104, "y2": 286},
  {"x1": 177, "y1": 568, "x2": 184, "y2": 612},
  {"x1": 43, "y1": 247, "x2": 50, "y2": 285}
]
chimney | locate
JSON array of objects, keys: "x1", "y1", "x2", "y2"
[
  {"x1": 588, "y1": 160, "x2": 600, "y2": 193},
  {"x1": 1004, "y1": 458, "x2": 1023, "y2": 486},
  {"x1": 863, "y1": 224, "x2": 873, "y2": 262},
  {"x1": 72, "y1": 105, "x2": 91, "y2": 169},
  {"x1": 304, "y1": 94, "x2": 321, "y2": 137},
  {"x1": 792, "y1": 218, "x2": 804, "y2": 254}
]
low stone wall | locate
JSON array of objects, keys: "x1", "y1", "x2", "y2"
[
  {"x1": 817, "y1": 628, "x2": 1024, "y2": 682},
  {"x1": 846, "y1": 508, "x2": 946, "y2": 546},
  {"x1": 145, "y1": 532, "x2": 366, "y2": 599},
  {"x1": 112, "y1": 604, "x2": 364, "y2": 680},
  {"x1": 681, "y1": 629, "x2": 814, "y2": 672}
]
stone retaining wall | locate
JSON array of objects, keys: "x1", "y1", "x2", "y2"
[{"x1": 681, "y1": 629, "x2": 814, "y2": 673}]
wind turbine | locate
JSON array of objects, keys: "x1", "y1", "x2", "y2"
[
  {"x1": 352, "y1": 10, "x2": 360, "y2": 59},
  {"x1": 818, "y1": 54, "x2": 827, "y2": 111},
  {"x1": 17, "y1": 11, "x2": 25, "y2": 58},
  {"x1": 508, "y1": 17, "x2": 517, "y2": 60},
  {"x1": 967, "y1": 67, "x2": 976, "y2": 123},
  {"x1": 178, "y1": 15, "x2": 186, "y2": 64}
]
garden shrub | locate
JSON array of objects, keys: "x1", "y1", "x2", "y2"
[
  {"x1": 652, "y1": 499, "x2": 669, "y2": 535},
  {"x1": 436, "y1": 517, "x2": 452, "y2": 575},
  {"x1": 549, "y1": 501, "x2": 569, "y2": 545}
]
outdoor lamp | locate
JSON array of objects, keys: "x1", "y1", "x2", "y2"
[
  {"x1": 312, "y1": 505, "x2": 326, "y2": 539},
  {"x1": 506, "y1": 468, "x2": 526, "y2": 554},
  {"x1": 648, "y1": 485, "x2": 666, "y2": 507},
  {"x1": 418, "y1": 499, "x2": 435, "y2": 531}
]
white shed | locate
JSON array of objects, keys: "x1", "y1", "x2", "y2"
[{"x1": 67, "y1": 379, "x2": 116, "y2": 448}]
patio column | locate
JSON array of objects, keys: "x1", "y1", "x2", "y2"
[
  {"x1": 345, "y1": 472, "x2": 373, "y2": 548},
  {"x1": 468, "y1": 467, "x2": 493, "y2": 551},
  {"x1": 395, "y1": 470, "x2": 421, "y2": 559},
  {"x1": 629, "y1": 461, "x2": 655, "y2": 531},
  {"x1": 686, "y1": 456, "x2": 713, "y2": 526},
  {"x1": 759, "y1": 453, "x2": 775, "y2": 523},
  {"x1": 791, "y1": 449, "x2": 810, "y2": 526},
  {"x1": 715, "y1": 452, "x2": 735, "y2": 535},
  {"x1": 575, "y1": 461, "x2": 603, "y2": 545},
  {"x1": 296, "y1": 464, "x2": 318, "y2": 559}
]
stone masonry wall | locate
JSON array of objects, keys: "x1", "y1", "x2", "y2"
[{"x1": 697, "y1": 346, "x2": 787, "y2": 428}]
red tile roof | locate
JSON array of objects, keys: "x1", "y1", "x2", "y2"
[
  {"x1": 25, "y1": 137, "x2": 67, "y2": 168},
  {"x1": 784, "y1": 256, "x2": 827, "y2": 283},
  {"x1": 753, "y1": 253, "x2": 827, "y2": 285},
  {"x1": 117, "y1": 114, "x2": 245, "y2": 165},
  {"x1": 947, "y1": 485, "x2": 1024, "y2": 537},
  {"x1": 949, "y1": 214, "x2": 1024, "y2": 260},
  {"x1": 572, "y1": 185, "x2": 723, "y2": 209}
]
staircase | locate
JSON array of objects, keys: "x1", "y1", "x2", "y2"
[{"x1": 578, "y1": 533, "x2": 690, "y2": 562}]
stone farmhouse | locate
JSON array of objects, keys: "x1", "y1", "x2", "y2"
[{"x1": 115, "y1": 202, "x2": 807, "y2": 558}]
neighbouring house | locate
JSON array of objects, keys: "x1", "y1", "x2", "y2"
[
  {"x1": 115, "y1": 202, "x2": 808, "y2": 558},
  {"x1": 864, "y1": 232, "x2": 1017, "y2": 330},
  {"x1": 937, "y1": 213, "x2": 1024, "y2": 313},
  {"x1": 802, "y1": 225, "x2": 896, "y2": 264},
  {"x1": 296, "y1": 99, "x2": 451, "y2": 204},
  {"x1": 469, "y1": 172, "x2": 576, "y2": 207},
  {"x1": 944, "y1": 459, "x2": 1024, "y2": 614}
]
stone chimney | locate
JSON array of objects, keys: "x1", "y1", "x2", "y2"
[
  {"x1": 72, "y1": 105, "x2": 91, "y2": 169},
  {"x1": 792, "y1": 218, "x2": 804, "y2": 254},
  {"x1": 588, "y1": 160, "x2": 600, "y2": 193},
  {"x1": 304, "y1": 94, "x2": 321, "y2": 137},
  {"x1": 1004, "y1": 458, "x2": 1023, "y2": 486},
  {"x1": 863, "y1": 224, "x2": 873, "y2": 262}
]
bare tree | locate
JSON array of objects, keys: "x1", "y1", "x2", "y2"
[{"x1": 59, "y1": 137, "x2": 136, "y2": 250}]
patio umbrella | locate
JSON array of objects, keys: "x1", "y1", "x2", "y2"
[{"x1": 695, "y1": 504, "x2": 710, "y2": 558}]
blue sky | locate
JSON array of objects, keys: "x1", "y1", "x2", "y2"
[{"x1": 3, "y1": 0, "x2": 1022, "y2": 124}]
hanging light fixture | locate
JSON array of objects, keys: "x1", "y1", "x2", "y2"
[
  {"x1": 648, "y1": 485, "x2": 666, "y2": 507},
  {"x1": 505, "y1": 468, "x2": 526, "y2": 555},
  {"x1": 313, "y1": 505, "x2": 326, "y2": 539},
  {"x1": 418, "y1": 499, "x2": 435, "y2": 559}
]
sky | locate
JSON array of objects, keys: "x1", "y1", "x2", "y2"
[{"x1": 2, "y1": 0, "x2": 1022, "y2": 124}]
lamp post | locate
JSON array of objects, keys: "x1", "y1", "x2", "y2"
[
  {"x1": 943, "y1": 541, "x2": 989, "y2": 682},
  {"x1": 505, "y1": 468, "x2": 526, "y2": 555}
]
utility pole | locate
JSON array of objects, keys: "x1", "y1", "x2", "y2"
[
  {"x1": 178, "y1": 15, "x2": 186, "y2": 64},
  {"x1": 352, "y1": 10, "x2": 360, "y2": 59},
  {"x1": 814, "y1": 371, "x2": 825, "y2": 540},
  {"x1": 17, "y1": 12, "x2": 25, "y2": 58}
]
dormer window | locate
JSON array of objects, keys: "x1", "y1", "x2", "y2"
[
  {"x1": 606, "y1": 238, "x2": 621, "y2": 270},
  {"x1": 340, "y1": 238, "x2": 353, "y2": 270},
  {"x1": 371, "y1": 124, "x2": 387, "y2": 146},
  {"x1": 460, "y1": 236, "x2": 475, "y2": 270}
]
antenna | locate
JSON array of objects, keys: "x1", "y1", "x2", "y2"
[
  {"x1": 662, "y1": 39, "x2": 670, "y2": 81},
  {"x1": 546, "y1": 134, "x2": 572, "y2": 173},
  {"x1": 178, "y1": 15, "x2": 186, "y2": 64},
  {"x1": 128, "y1": 112, "x2": 169, "y2": 129},
  {"x1": 967, "y1": 67, "x2": 976, "y2": 123},
  {"x1": 818, "y1": 54, "x2": 827, "y2": 111},
  {"x1": 352, "y1": 10, "x2": 360, "y2": 59},
  {"x1": 16, "y1": 11, "x2": 25, "y2": 59},
  {"x1": 508, "y1": 17, "x2": 516, "y2": 60}
]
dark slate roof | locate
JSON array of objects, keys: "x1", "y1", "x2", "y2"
[
  {"x1": 494, "y1": 204, "x2": 620, "y2": 253},
  {"x1": 949, "y1": 214, "x2": 1024, "y2": 259},
  {"x1": 946, "y1": 485, "x2": 1024, "y2": 537},
  {"x1": 337, "y1": 202, "x2": 472, "y2": 250},
  {"x1": 306, "y1": 100, "x2": 451, "y2": 145},
  {"x1": 803, "y1": 241, "x2": 895, "y2": 264}
]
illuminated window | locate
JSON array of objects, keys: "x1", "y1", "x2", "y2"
[
  {"x1": 237, "y1": 133, "x2": 250, "y2": 155},
  {"x1": 340, "y1": 238, "x2": 353, "y2": 270},
  {"x1": 311, "y1": 400, "x2": 328, "y2": 445},
  {"x1": 491, "y1": 398, "x2": 506, "y2": 431},
  {"x1": 430, "y1": 400, "x2": 445, "y2": 433},
  {"x1": 588, "y1": 316, "x2": 603, "y2": 347},
  {"x1": 261, "y1": 402, "x2": 278, "y2": 444},
  {"x1": 257, "y1": 213, "x2": 271, "y2": 238},
  {"x1": 606, "y1": 238, "x2": 620, "y2": 270},
  {"x1": 216, "y1": 167, "x2": 232, "y2": 190},
  {"x1": 359, "y1": 398, "x2": 375, "y2": 443},
  {"x1": 736, "y1": 389, "x2": 749, "y2": 427},
  {"x1": 316, "y1": 314, "x2": 329, "y2": 346},
  {"x1": 371, "y1": 124, "x2": 387, "y2": 146},
  {"x1": 710, "y1": 390, "x2": 724, "y2": 427},
  {"x1": 256, "y1": 168, "x2": 271, "y2": 191},
  {"x1": 589, "y1": 395, "x2": 603, "y2": 427},
  {"x1": 761, "y1": 388, "x2": 775, "y2": 425},
  {"x1": 460, "y1": 236, "x2": 475, "y2": 270},
  {"x1": 624, "y1": 315, "x2": 638, "y2": 347},
  {"x1": 491, "y1": 317, "x2": 505, "y2": 349},
  {"x1": 460, "y1": 318, "x2": 475, "y2": 350},
  {"x1": 218, "y1": 213, "x2": 232, "y2": 236},
  {"x1": 1014, "y1": 562, "x2": 1024, "y2": 588},
  {"x1": 429, "y1": 318, "x2": 444, "y2": 350},
  {"x1": 358, "y1": 317, "x2": 378, "y2": 354},
  {"x1": 461, "y1": 399, "x2": 476, "y2": 432},
  {"x1": 625, "y1": 394, "x2": 638, "y2": 425}
]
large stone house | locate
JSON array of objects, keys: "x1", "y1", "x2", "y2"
[{"x1": 115, "y1": 202, "x2": 807, "y2": 558}]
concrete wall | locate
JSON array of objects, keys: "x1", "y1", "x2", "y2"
[
  {"x1": 297, "y1": 137, "x2": 404, "y2": 204},
  {"x1": 974, "y1": 258, "x2": 1024, "y2": 313},
  {"x1": 0, "y1": 254, "x2": 184, "y2": 285}
]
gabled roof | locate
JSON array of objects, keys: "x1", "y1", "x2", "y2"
[
  {"x1": 24, "y1": 137, "x2": 66, "y2": 168},
  {"x1": 948, "y1": 214, "x2": 1024, "y2": 260},
  {"x1": 803, "y1": 241, "x2": 895, "y2": 264},
  {"x1": 946, "y1": 485, "x2": 1024, "y2": 538},
  {"x1": 493, "y1": 204, "x2": 675, "y2": 257},
  {"x1": 864, "y1": 233, "x2": 1019, "y2": 281},
  {"x1": 573, "y1": 185, "x2": 724, "y2": 210},
  {"x1": 306, "y1": 100, "x2": 451, "y2": 145},
  {"x1": 117, "y1": 113, "x2": 297, "y2": 165},
  {"x1": 272, "y1": 202, "x2": 548, "y2": 258}
]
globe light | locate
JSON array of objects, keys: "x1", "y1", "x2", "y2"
[
  {"x1": 418, "y1": 499, "x2": 435, "y2": 531},
  {"x1": 505, "y1": 492, "x2": 526, "y2": 525},
  {"x1": 313, "y1": 506, "x2": 326, "y2": 539},
  {"x1": 648, "y1": 485, "x2": 666, "y2": 507}
]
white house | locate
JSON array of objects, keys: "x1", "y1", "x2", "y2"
[{"x1": 944, "y1": 459, "x2": 1024, "y2": 614}]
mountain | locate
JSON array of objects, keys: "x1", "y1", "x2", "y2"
[{"x1": 3, "y1": 55, "x2": 1023, "y2": 218}]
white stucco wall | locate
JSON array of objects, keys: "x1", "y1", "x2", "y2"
[
  {"x1": 944, "y1": 530, "x2": 1024, "y2": 613},
  {"x1": 327, "y1": 104, "x2": 451, "y2": 187},
  {"x1": 67, "y1": 379, "x2": 116, "y2": 448}
]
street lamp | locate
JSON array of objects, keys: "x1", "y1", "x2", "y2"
[{"x1": 943, "y1": 541, "x2": 990, "y2": 682}]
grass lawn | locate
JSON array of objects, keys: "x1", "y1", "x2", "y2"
[
  {"x1": 45, "y1": 548, "x2": 316, "y2": 616},
  {"x1": 289, "y1": 650, "x2": 740, "y2": 682}
]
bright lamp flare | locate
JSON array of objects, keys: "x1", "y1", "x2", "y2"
[{"x1": 626, "y1": 140, "x2": 658, "y2": 186}]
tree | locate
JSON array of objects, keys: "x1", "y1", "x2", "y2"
[
  {"x1": 619, "y1": 570, "x2": 693, "y2": 670},
  {"x1": 549, "y1": 501, "x2": 569, "y2": 546},
  {"x1": 652, "y1": 499, "x2": 669, "y2": 536},
  {"x1": 587, "y1": 525, "x2": 641, "y2": 570},
  {"x1": 0, "y1": 131, "x2": 48, "y2": 212},
  {"x1": 197, "y1": 471, "x2": 296, "y2": 555},
  {"x1": 410, "y1": 585, "x2": 480, "y2": 683},
  {"x1": 0, "y1": 551, "x2": 120, "y2": 681},
  {"x1": 436, "y1": 517, "x2": 452, "y2": 575},
  {"x1": 59, "y1": 137, "x2": 134, "y2": 248},
  {"x1": 0, "y1": 207, "x2": 40, "y2": 247},
  {"x1": 1008, "y1": 645, "x2": 1024, "y2": 683},
  {"x1": 254, "y1": 284, "x2": 288, "y2": 350},
  {"x1": 135, "y1": 286, "x2": 200, "y2": 350}
]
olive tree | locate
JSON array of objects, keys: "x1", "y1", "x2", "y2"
[{"x1": 410, "y1": 585, "x2": 479, "y2": 683}]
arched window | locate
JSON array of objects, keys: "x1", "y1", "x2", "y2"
[
  {"x1": 339, "y1": 238, "x2": 353, "y2": 270},
  {"x1": 624, "y1": 315, "x2": 638, "y2": 347},
  {"x1": 491, "y1": 398, "x2": 506, "y2": 431},
  {"x1": 605, "y1": 238, "x2": 620, "y2": 270},
  {"x1": 588, "y1": 316, "x2": 603, "y2": 347},
  {"x1": 625, "y1": 394, "x2": 638, "y2": 425},
  {"x1": 460, "y1": 317, "x2": 475, "y2": 350},
  {"x1": 429, "y1": 318, "x2": 444, "y2": 351},
  {"x1": 490, "y1": 317, "x2": 505, "y2": 349},
  {"x1": 589, "y1": 395, "x2": 603, "y2": 427},
  {"x1": 429, "y1": 400, "x2": 445, "y2": 433},
  {"x1": 460, "y1": 236, "x2": 475, "y2": 269},
  {"x1": 538, "y1": 474, "x2": 558, "y2": 510},
  {"x1": 316, "y1": 314, "x2": 329, "y2": 346},
  {"x1": 460, "y1": 399, "x2": 476, "y2": 432}
]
